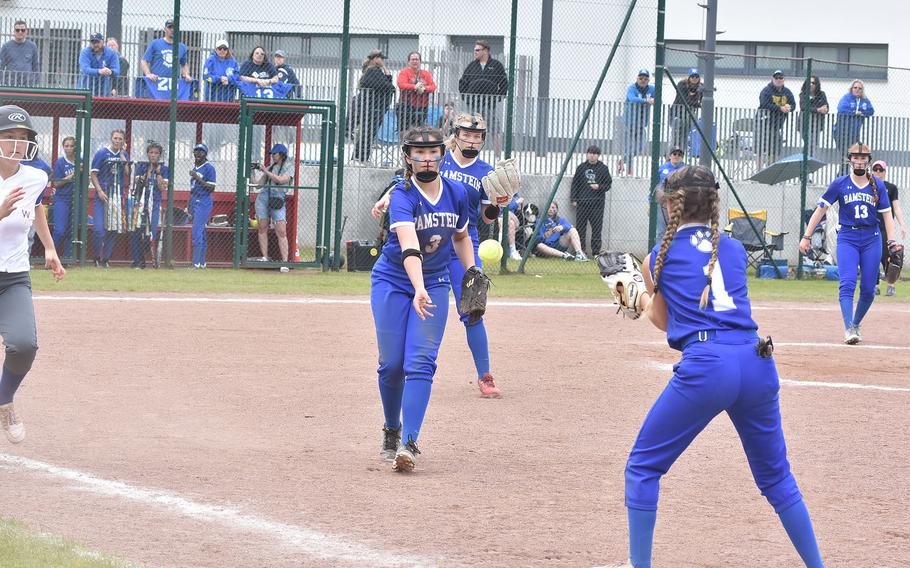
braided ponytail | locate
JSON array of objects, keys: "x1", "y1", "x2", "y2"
[
  {"x1": 867, "y1": 172, "x2": 879, "y2": 205},
  {"x1": 652, "y1": 190, "x2": 686, "y2": 292},
  {"x1": 401, "y1": 160, "x2": 414, "y2": 191},
  {"x1": 699, "y1": 188, "x2": 721, "y2": 310}
]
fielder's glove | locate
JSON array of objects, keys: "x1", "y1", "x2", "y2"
[
  {"x1": 481, "y1": 158, "x2": 521, "y2": 206},
  {"x1": 458, "y1": 266, "x2": 492, "y2": 324},
  {"x1": 596, "y1": 251, "x2": 645, "y2": 319},
  {"x1": 887, "y1": 240, "x2": 904, "y2": 284}
]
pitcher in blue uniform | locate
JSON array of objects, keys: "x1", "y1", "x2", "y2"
[
  {"x1": 188, "y1": 143, "x2": 216, "y2": 268},
  {"x1": 371, "y1": 126, "x2": 475, "y2": 472},
  {"x1": 801, "y1": 143, "x2": 896, "y2": 344},
  {"x1": 372, "y1": 113, "x2": 518, "y2": 398},
  {"x1": 619, "y1": 166, "x2": 824, "y2": 568}
]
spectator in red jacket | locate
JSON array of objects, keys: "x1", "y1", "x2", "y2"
[{"x1": 396, "y1": 52, "x2": 436, "y2": 134}]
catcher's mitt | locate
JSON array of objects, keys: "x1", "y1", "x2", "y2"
[
  {"x1": 596, "y1": 251, "x2": 645, "y2": 319},
  {"x1": 459, "y1": 266, "x2": 492, "y2": 324},
  {"x1": 481, "y1": 158, "x2": 521, "y2": 206},
  {"x1": 886, "y1": 241, "x2": 904, "y2": 284}
]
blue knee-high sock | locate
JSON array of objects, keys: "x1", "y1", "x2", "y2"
[
  {"x1": 465, "y1": 321, "x2": 490, "y2": 378},
  {"x1": 778, "y1": 500, "x2": 824, "y2": 568},
  {"x1": 628, "y1": 507, "x2": 657, "y2": 568},
  {"x1": 852, "y1": 295, "x2": 874, "y2": 327},
  {"x1": 378, "y1": 377, "x2": 403, "y2": 430},
  {"x1": 0, "y1": 366, "x2": 27, "y2": 405},
  {"x1": 401, "y1": 378, "x2": 432, "y2": 445},
  {"x1": 838, "y1": 297, "x2": 854, "y2": 329}
]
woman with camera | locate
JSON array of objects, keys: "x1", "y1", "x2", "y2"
[{"x1": 251, "y1": 143, "x2": 293, "y2": 271}]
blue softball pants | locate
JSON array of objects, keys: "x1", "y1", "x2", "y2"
[
  {"x1": 130, "y1": 207, "x2": 160, "y2": 266},
  {"x1": 371, "y1": 260, "x2": 451, "y2": 445},
  {"x1": 447, "y1": 242, "x2": 491, "y2": 378},
  {"x1": 836, "y1": 226, "x2": 881, "y2": 330},
  {"x1": 625, "y1": 331, "x2": 803, "y2": 514},
  {"x1": 52, "y1": 192, "x2": 73, "y2": 258},
  {"x1": 189, "y1": 194, "x2": 213, "y2": 266},
  {"x1": 92, "y1": 198, "x2": 116, "y2": 262}
]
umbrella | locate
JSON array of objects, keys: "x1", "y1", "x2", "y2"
[{"x1": 749, "y1": 153, "x2": 826, "y2": 185}]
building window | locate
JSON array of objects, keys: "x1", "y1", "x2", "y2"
[{"x1": 227, "y1": 32, "x2": 418, "y2": 67}]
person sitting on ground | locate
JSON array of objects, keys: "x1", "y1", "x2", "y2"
[{"x1": 534, "y1": 201, "x2": 587, "y2": 261}]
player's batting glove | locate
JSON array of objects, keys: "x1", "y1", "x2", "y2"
[
  {"x1": 481, "y1": 158, "x2": 521, "y2": 206},
  {"x1": 596, "y1": 251, "x2": 645, "y2": 319}
]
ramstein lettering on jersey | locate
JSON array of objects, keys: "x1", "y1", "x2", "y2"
[
  {"x1": 442, "y1": 169, "x2": 481, "y2": 190},
  {"x1": 842, "y1": 192, "x2": 876, "y2": 205},
  {"x1": 415, "y1": 211, "x2": 460, "y2": 231}
]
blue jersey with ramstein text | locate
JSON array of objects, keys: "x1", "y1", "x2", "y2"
[
  {"x1": 190, "y1": 162, "x2": 217, "y2": 198},
  {"x1": 820, "y1": 175, "x2": 892, "y2": 228},
  {"x1": 134, "y1": 162, "x2": 169, "y2": 210},
  {"x1": 378, "y1": 176, "x2": 469, "y2": 277},
  {"x1": 52, "y1": 157, "x2": 76, "y2": 198},
  {"x1": 90, "y1": 147, "x2": 130, "y2": 190},
  {"x1": 649, "y1": 224, "x2": 758, "y2": 351},
  {"x1": 440, "y1": 151, "x2": 492, "y2": 240}
]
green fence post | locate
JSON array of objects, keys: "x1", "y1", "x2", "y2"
[
  {"x1": 322, "y1": 105, "x2": 337, "y2": 271},
  {"x1": 331, "y1": 0, "x2": 351, "y2": 271},
  {"x1": 233, "y1": 98, "x2": 248, "y2": 268},
  {"x1": 797, "y1": 58, "x2": 813, "y2": 279},
  {"x1": 518, "y1": 0, "x2": 639, "y2": 273},
  {"x1": 163, "y1": 0, "x2": 182, "y2": 268},
  {"x1": 498, "y1": 0, "x2": 519, "y2": 272},
  {"x1": 647, "y1": 0, "x2": 667, "y2": 251}
]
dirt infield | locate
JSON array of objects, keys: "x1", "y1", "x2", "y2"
[{"x1": 1, "y1": 293, "x2": 909, "y2": 567}]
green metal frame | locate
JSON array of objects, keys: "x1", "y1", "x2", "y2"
[
  {"x1": 234, "y1": 97, "x2": 336, "y2": 270},
  {"x1": 1, "y1": 87, "x2": 92, "y2": 266}
]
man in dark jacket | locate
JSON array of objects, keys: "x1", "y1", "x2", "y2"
[
  {"x1": 571, "y1": 145, "x2": 613, "y2": 255},
  {"x1": 107, "y1": 37, "x2": 130, "y2": 96},
  {"x1": 458, "y1": 40, "x2": 508, "y2": 158},
  {"x1": 670, "y1": 68, "x2": 703, "y2": 152},
  {"x1": 757, "y1": 69, "x2": 795, "y2": 164}
]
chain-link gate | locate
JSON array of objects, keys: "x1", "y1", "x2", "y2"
[
  {"x1": 0, "y1": 87, "x2": 92, "y2": 267},
  {"x1": 235, "y1": 98, "x2": 336, "y2": 270}
]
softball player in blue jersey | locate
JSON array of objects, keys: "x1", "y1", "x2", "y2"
[
  {"x1": 90, "y1": 129, "x2": 130, "y2": 267},
  {"x1": 617, "y1": 166, "x2": 824, "y2": 568},
  {"x1": 372, "y1": 126, "x2": 476, "y2": 472},
  {"x1": 802, "y1": 143, "x2": 896, "y2": 344},
  {"x1": 0, "y1": 105, "x2": 66, "y2": 444},
  {"x1": 51, "y1": 136, "x2": 77, "y2": 258},
  {"x1": 131, "y1": 142, "x2": 168, "y2": 268},
  {"x1": 372, "y1": 113, "x2": 518, "y2": 398},
  {"x1": 188, "y1": 143, "x2": 216, "y2": 268}
]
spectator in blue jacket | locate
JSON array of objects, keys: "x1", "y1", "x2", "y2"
[
  {"x1": 203, "y1": 39, "x2": 239, "y2": 102},
  {"x1": 79, "y1": 33, "x2": 120, "y2": 96},
  {"x1": 833, "y1": 79, "x2": 874, "y2": 170},
  {"x1": 534, "y1": 201, "x2": 587, "y2": 261},
  {"x1": 273, "y1": 50, "x2": 300, "y2": 98},
  {"x1": 756, "y1": 69, "x2": 795, "y2": 165},
  {"x1": 621, "y1": 69, "x2": 655, "y2": 177}
]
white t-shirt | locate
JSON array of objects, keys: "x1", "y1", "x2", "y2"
[{"x1": 0, "y1": 164, "x2": 49, "y2": 273}]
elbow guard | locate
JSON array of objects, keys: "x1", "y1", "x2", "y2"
[{"x1": 401, "y1": 248, "x2": 423, "y2": 263}]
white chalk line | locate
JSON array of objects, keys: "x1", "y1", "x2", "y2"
[
  {"x1": 648, "y1": 362, "x2": 910, "y2": 393},
  {"x1": 33, "y1": 294, "x2": 910, "y2": 313},
  {"x1": 0, "y1": 453, "x2": 435, "y2": 568}
]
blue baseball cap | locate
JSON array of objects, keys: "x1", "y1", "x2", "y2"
[
  {"x1": 637, "y1": 68, "x2": 650, "y2": 77},
  {"x1": 269, "y1": 143, "x2": 288, "y2": 155},
  {"x1": 193, "y1": 143, "x2": 208, "y2": 154},
  {"x1": 688, "y1": 67, "x2": 700, "y2": 77},
  {"x1": 772, "y1": 69, "x2": 785, "y2": 78},
  {"x1": 90, "y1": 32, "x2": 104, "y2": 42}
]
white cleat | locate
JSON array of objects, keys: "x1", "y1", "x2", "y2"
[
  {"x1": 844, "y1": 326, "x2": 860, "y2": 345},
  {"x1": 0, "y1": 402, "x2": 25, "y2": 444}
]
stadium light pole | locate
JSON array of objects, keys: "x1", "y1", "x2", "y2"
[{"x1": 698, "y1": 0, "x2": 718, "y2": 168}]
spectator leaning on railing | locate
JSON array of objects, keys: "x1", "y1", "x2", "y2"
[
  {"x1": 833, "y1": 79, "x2": 874, "y2": 171},
  {"x1": 620, "y1": 69, "x2": 655, "y2": 177},
  {"x1": 350, "y1": 49, "x2": 395, "y2": 165},
  {"x1": 273, "y1": 50, "x2": 300, "y2": 98},
  {"x1": 79, "y1": 32, "x2": 120, "y2": 97},
  {"x1": 799, "y1": 74, "x2": 828, "y2": 156},
  {"x1": 141, "y1": 18, "x2": 192, "y2": 98},
  {"x1": 397, "y1": 51, "x2": 437, "y2": 133},
  {"x1": 0, "y1": 21, "x2": 40, "y2": 87},
  {"x1": 203, "y1": 39, "x2": 239, "y2": 102},
  {"x1": 670, "y1": 68, "x2": 703, "y2": 153},
  {"x1": 756, "y1": 69, "x2": 795, "y2": 166},
  {"x1": 459, "y1": 40, "x2": 508, "y2": 158},
  {"x1": 107, "y1": 38, "x2": 130, "y2": 96},
  {"x1": 239, "y1": 46, "x2": 278, "y2": 88}
]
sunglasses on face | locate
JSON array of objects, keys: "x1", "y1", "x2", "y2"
[
  {"x1": 872, "y1": 167, "x2": 885, "y2": 172},
  {"x1": 853, "y1": 86, "x2": 863, "y2": 90},
  {"x1": 473, "y1": 48, "x2": 484, "y2": 52},
  {"x1": 14, "y1": 28, "x2": 26, "y2": 33},
  {"x1": 670, "y1": 151, "x2": 683, "y2": 156},
  {"x1": 216, "y1": 46, "x2": 227, "y2": 51}
]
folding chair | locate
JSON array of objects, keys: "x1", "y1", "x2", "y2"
[{"x1": 724, "y1": 209, "x2": 787, "y2": 269}]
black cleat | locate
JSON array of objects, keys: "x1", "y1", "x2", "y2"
[{"x1": 380, "y1": 425, "x2": 401, "y2": 461}]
